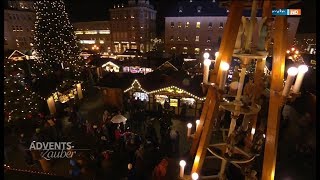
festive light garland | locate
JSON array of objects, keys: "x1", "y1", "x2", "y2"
[
  {"x1": 4, "y1": 164, "x2": 56, "y2": 176},
  {"x1": 123, "y1": 79, "x2": 206, "y2": 101}
]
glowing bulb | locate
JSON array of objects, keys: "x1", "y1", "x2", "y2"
[
  {"x1": 263, "y1": 134, "x2": 266, "y2": 138},
  {"x1": 295, "y1": 50, "x2": 299, "y2": 54},
  {"x1": 286, "y1": 50, "x2": 290, "y2": 54},
  {"x1": 251, "y1": 128, "x2": 256, "y2": 135},
  {"x1": 287, "y1": 67, "x2": 298, "y2": 76},
  {"x1": 298, "y1": 65, "x2": 308, "y2": 73},
  {"x1": 215, "y1": 51, "x2": 219, "y2": 58},
  {"x1": 187, "y1": 123, "x2": 192, "y2": 128},
  {"x1": 196, "y1": 120, "x2": 200, "y2": 125},
  {"x1": 179, "y1": 160, "x2": 186, "y2": 167},
  {"x1": 204, "y1": 59, "x2": 211, "y2": 66},
  {"x1": 291, "y1": 47, "x2": 295, "y2": 51},
  {"x1": 220, "y1": 62, "x2": 230, "y2": 71},
  {"x1": 203, "y1": 52, "x2": 210, "y2": 59},
  {"x1": 288, "y1": 56, "x2": 293, "y2": 60},
  {"x1": 191, "y1": 172, "x2": 199, "y2": 180}
]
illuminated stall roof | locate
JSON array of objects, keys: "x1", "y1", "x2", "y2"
[{"x1": 6, "y1": 50, "x2": 26, "y2": 61}]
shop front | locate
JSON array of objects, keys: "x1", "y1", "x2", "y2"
[{"x1": 124, "y1": 80, "x2": 205, "y2": 119}]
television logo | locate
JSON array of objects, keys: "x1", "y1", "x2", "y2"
[
  {"x1": 289, "y1": 9, "x2": 301, "y2": 16},
  {"x1": 272, "y1": 9, "x2": 301, "y2": 16}
]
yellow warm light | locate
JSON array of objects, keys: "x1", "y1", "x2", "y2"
[
  {"x1": 203, "y1": 52, "x2": 210, "y2": 59},
  {"x1": 287, "y1": 67, "x2": 298, "y2": 76},
  {"x1": 291, "y1": 47, "x2": 295, "y2": 51},
  {"x1": 220, "y1": 62, "x2": 230, "y2": 71},
  {"x1": 187, "y1": 123, "x2": 192, "y2": 128},
  {"x1": 295, "y1": 50, "x2": 299, "y2": 54},
  {"x1": 286, "y1": 50, "x2": 290, "y2": 54},
  {"x1": 191, "y1": 172, "x2": 199, "y2": 180}
]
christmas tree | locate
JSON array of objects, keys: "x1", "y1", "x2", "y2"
[
  {"x1": 4, "y1": 59, "x2": 41, "y2": 122},
  {"x1": 33, "y1": 0, "x2": 83, "y2": 78}
]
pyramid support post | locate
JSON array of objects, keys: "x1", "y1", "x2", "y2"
[{"x1": 262, "y1": 0, "x2": 288, "y2": 179}]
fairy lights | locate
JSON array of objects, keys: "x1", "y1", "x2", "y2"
[
  {"x1": 33, "y1": 0, "x2": 84, "y2": 77},
  {"x1": 123, "y1": 79, "x2": 206, "y2": 101}
]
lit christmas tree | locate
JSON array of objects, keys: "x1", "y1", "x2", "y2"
[
  {"x1": 33, "y1": 0, "x2": 83, "y2": 78},
  {"x1": 4, "y1": 59, "x2": 41, "y2": 122}
]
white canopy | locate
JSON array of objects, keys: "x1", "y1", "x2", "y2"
[{"x1": 111, "y1": 114, "x2": 127, "y2": 124}]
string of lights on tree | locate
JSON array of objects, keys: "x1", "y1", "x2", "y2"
[
  {"x1": 33, "y1": 0, "x2": 84, "y2": 78},
  {"x1": 4, "y1": 59, "x2": 41, "y2": 121}
]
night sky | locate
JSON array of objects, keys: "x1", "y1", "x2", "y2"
[{"x1": 64, "y1": 0, "x2": 315, "y2": 34}]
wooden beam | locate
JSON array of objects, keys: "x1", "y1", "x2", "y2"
[
  {"x1": 191, "y1": 86, "x2": 221, "y2": 174},
  {"x1": 189, "y1": 86, "x2": 214, "y2": 156},
  {"x1": 262, "y1": 0, "x2": 288, "y2": 179},
  {"x1": 209, "y1": 0, "x2": 245, "y2": 85}
]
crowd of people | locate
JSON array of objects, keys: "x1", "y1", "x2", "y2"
[{"x1": 4, "y1": 97, "x2": 183, "y2": 179}]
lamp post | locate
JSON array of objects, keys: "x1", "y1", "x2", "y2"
[
  {"x1": 203, "y1": 52, "x2": 211, "y2": 84},
  {"x1": 179, "y1": 160, "x2": 186, "y2": 178},
  {"x1": 282, "y1": 67, "x2": 298, "y2": 96},
  {"x1": 219, "y1": 62, "x2": 230, "y2": 90},
  {"x1": 187, "y1": 123, "x2": 192, "y2": 137},
  {"x1": 292, "y1": 65, "x2": 308, "y2": 93}
]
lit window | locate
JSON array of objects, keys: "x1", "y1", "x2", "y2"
[
  {"x1": 196, "y1": 22, "x2": 201, "y2": 28},
  {"x1": 183, "y1": 47, "x2": 188, "y2": 54},
  {"x1": 178, "y1": 22, "x2": 182, "y2": 28},
  {"x1": 99, "y1": 30, "x2": 110, "y2": 34},
  {"x1": 195, "y1": 48, "x2": 200, "y2": 54},
  {"x1": 80, "y1": 40, "x2": 96, "y2": 44},
  {"x1": 171, "y1": 22, "x2": 174, "y2": 28},
  {"x1": 171, "y1": 47, "x2": 176, "y2": 50},
  {"x1": 99, "y1": 40, "x2": 104, "y2": 44},
  {"x1": 177, "y1": 37, "x2": 181, "y2": 41},
  {"x1": 170, "y1": 36, "x2": 174, "y2": 41},
  {"x1": 75, "y1": 31, "x2": 83, "y2": 35},
  {"x1": 185, "y1": 22, "x2": 190, "y2": 28},
  {"x1": 195, "y1": 36, "x2": 199, "y2": 42},
  {"x1": 207, "y1": 37, "x2": 211, "y2": 42},
  {"x1": 131, "y1": 15, "x2": 135, "y2": 19},
  {"x1": 184, "y1": 36, "x2": 188, "y2": 41},
  {"x1": 219, "y1": 22, "x2": 223, "y2": 29},
  {"x1": 208, "y1": 22, "x2": 213, "y2": 29},
  {"x1": 84, "y1": 31, "x2": 98, "y2": 34}
]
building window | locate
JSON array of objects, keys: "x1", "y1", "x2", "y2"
[
  {"x1": 178, "y1": 22, "x2": 182, "y2": 28},
  {"x1": 12, "y1": 26, "x2": 15, "y2": 31},
  {"x1": 171, "y1": 47, "x2": 176, "y2": 50},
  {"x1": 171, "y1": 22, "x2": 174, "y2": 28},
  {"x1": 195, "y1": 48, "x2": 200, "y2": 54},
  {"x1": 75, "y1": 31, "x2": 83, "y2": 35},
  {"x1": 196, "y1": 22, "x2": 201, "y2": 29},
  {"x1": 183, "y1": 47, "x2": 188, "y2": 54},
  {"x1": 177, "y1": 37, "x2": 181, "y2": 41},
  {"x1": 184, "y1": 36, "x2": 188, "y2": 41},
  {"x1": 170, "y1": 36, "x2": 174, "y2": 41},
  {"x1": 185, "y1": 22, "x2": 190, "y2": 28},
  {"x1": 195, "y1": 36, "x2": 199, "y2": 42},
  {"x1": 84, "y1": 30, "x2": 98, "y2": 34},
  {"x1": 179, "y1": 6, "x2": 183, "y2": 13},
  {"x1": 197, "y1": 6, "x2": 202, "y2": 13},
  {"x1": 207, "y1": 37, "x2": 211, "y2": 43},
  {"x1": 208, "y1": 22, "x2": 213, "y2": 29},
  {"x1": 219, "y1": 22, "x2": 223, "y2": 29}
]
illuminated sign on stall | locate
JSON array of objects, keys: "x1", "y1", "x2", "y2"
[{"x1": 170, "y1": 99, "x2": 178, "y2": 107}]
